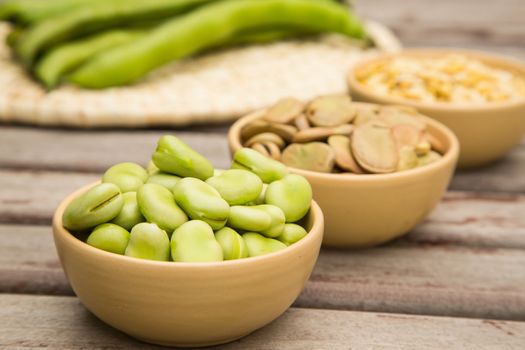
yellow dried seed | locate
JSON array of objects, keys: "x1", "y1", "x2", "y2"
[
  {"x1": 397, "y1": 146, "x2": 419, "y2": 171},
  {"x1": 415, "y1": 141, "x2": 431, "y2": 156},
  {"x1": 417, "y1": 151, "x2": 442, "y2": 167}
]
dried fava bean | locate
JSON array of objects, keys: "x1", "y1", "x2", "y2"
[
  {"x1": 306, "y1": 94, "x2": 356, "y2": 127},
  {"x1": 257, "y1": 204, "x2": 285, "y2": 238},
  {"x1": 415, "y1": 141, "x2": 431, "y2": 156},
  {"x1": 232, "y1": 148, "x2": 288, "y2": 183},
  {"x1": 265, "y1": 174, "x2": 312, "y2": 222},
  {"x1": 281, "y1": 142, "x2": 335, "y2": 173},
  {"x1": 173, "y1": 177, "x2": 230, "y2": 230},
  {"x1": 294, "y1": 114, "x2": 310, "y2": 131},
  {"x1": 377, "y1": 106, "x2": 426, "y2": 131},
  {"x1": 423, "y1": 132, "x2": 446, "y2": 155},
  {"x1": 352, "y1": 122, "x2": 398, "y2": 173},
  {"x1": 243, "y1": 232, "x2": 287, "y2": 257},
  {"x1": 327, "y1": 135, "x2": 364, "y2": 174},
  {"x1": 250, "y1": 142, "x2": 271, "y2": 157},
  {"x1": 245, "y1": 132, "x2": 285, "y2": 148},
  {"x1": 241, "y1": 119, "x2": 297, "y2": 142},
  {"x1": 137, "y1": 183, "x2": 188, "y2": 233},
  {"x1": 102, "y1": 162, "x2": 148, "y2": 193},
  {"x1": 293, "y1": 124, "x2": 354, "y2": 143},
  {"x1": 228, "y1": 205, "x2": 272, "y2": 232},
  {"x1": 262, "y1": 142, "x2": 282, "y2": 161},
  {"x1": 125, "y1": 222, "x2": 170, "y2": 261},
  {"x1": 146, "y1": 171, "x2": 181, "y2": 190},
  {"x1": 63, "y1": 183, "x2": 123, "y2": 231},
  {"x1": 264, "y1": 97, "x2": 304, "y2": 124},
  {"x1": 111, "y1": 192, "x2": 145, "y2": 231},
  {"x1": 417, "y1": 151, "x2": 442, "y2": 167},
  {"x1": 215, "y1": 227, "x2": 248, "y2": 260},
  {"x1": 205, "y1": 169, "x2": 262, "y2": 205},
  {"x1": 391, "y1": 124, "x2": 423, "y2": 150},
  {"x1": 152, "y1": 135, "x2": 214, "y2": 180},
  {"x1": 397, "y1": 146, "x2": 419, "y2": 171},
  {"x1": 353, "y1": 105, "x2": 380, "y2": 126},
  {"x1": 87, "y1": 223, "x2": 129, "y2": 255},
  {"x1": 171, "y1": 220, "x2": 223, "y2": 262},
  {"x1": 277, "y1": 223, "x2": 308, "y2": 246}
]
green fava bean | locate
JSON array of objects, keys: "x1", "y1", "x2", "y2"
[
  {"x1": 215, "y1": 227, "x2": 248, "y2": 260},
  {"x1": 87, "y1": 223, "x2": 129, "y2": 255},
  {"x1": 63, "y1": 183, "x2": 123, "y2": 231},
  {"x1": 232, "y1": 148, "x2": 288, "y2": 183},
  {"x1": 205, "y1": 169, "x2": 262, "y2": 205},
  {"x1": 173, "y1": 178, "x2": 230, "y2": 230},
  {"x1": 265, "y1": 174, "x2": 312, "y2": 222},
  {"x1": 243, "y1": 232, "x2": 287, "y2": 257},
  {"x1": 137, "y1": 183, "x2": 188, "y2": 233},
  {"x1": 277, "y1": 223, "x2": 308, "y2": 246},
  {"x1": 227, "y1": 205, "x2": 271, "y2": 232},
  {"x1": 102, "y1": 162, "x2": 148, "y2": 193},
  {"x1": 146, "y1": 171, "x2": 181, "y2": 190},
  {"x1": 152, "y1": 135, "x2": 214, "y2": 180},
  {"x1": 171, "y1": 220, "x2": 223, "y2": 262},
  {"x1": 257, "y1": 204, "x2": 285, "y2": 238},
  {"x1": 125, "y1": 222, "x2": 170, "y2": 261},
  {"x1": 110, "y1": 192, "x2": 144, "y2": 231}
]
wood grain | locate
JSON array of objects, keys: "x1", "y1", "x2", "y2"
[
  {"x1": 2, "y1": 294, "x2": 524, "y2": 350},
  {"x1": 2, "y1": 224, "x2": 524, "y2": 320},
  {"x1": 0, "y1": 128, "x2": 523, "y2": 192}
]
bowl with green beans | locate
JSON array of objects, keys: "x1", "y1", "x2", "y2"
[{"x1": 52, "y1": 135, "x2": 323, "y2": 347}]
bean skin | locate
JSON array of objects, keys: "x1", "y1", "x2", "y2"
[{"x1": 69, "y1": 0, "x2": 367, "y2": 88}]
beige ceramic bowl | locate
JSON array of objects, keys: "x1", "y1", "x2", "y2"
[
  {"x1": 53, "y1": 183, "x2": 323, "y2": 348},
  {"x1": 347, "y1": 48, "x2": 525, "y2": 168},
  {"x1": 228, "y1": 104, "x2": 459, "y2": 248}
]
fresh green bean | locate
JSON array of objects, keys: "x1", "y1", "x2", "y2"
[
  {"x1": 15, "y1": 0, "x2": 213, "y2": 66},
  {"x1": 35, "y1": 29, "x2": 146, "y2": 88},
  {"x1": 69, "y1": 0, "x2": 367, "y2": 88}
]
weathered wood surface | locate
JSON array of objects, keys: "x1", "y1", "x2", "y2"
[
  {"x1": 0, "y1": 127, "x2": 524, "y2": 193},
  {"x1": 2, "y1": 223, "x2": 524, "y2": 320},
  {"x1": 2, "y1": 294, "x2": 525, "y2": 350}
]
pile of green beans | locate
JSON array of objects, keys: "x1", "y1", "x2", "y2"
[
  {"x1": 62, "y1": 135, "x2": 314, "y2": 262},
  {"x1": 1, "y1": 0, "x2": 367, "y2": 89}
]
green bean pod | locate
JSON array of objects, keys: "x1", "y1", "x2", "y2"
[
  {"x1": 69, "y1": 0, "x2": 367, "y2": 88},
  {"x1": 35, "y1": 29, "x2": 146, "y2": 88}
]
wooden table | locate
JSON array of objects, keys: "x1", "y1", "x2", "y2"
[{"x1": 1, "y1": 0, "x2": 525, "y2": 348}]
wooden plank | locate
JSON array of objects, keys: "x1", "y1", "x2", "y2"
[
  {"x1": 2, "y1": 294, "x2": 524, "y2": 350},
  {"x1": 2, "y1": 225, "x2": 524, "y2": 320},
  {"x1": 355, "y1": 0, "x2": 525, "y2": 50},
  {"x1": 0, "y1": 126, "x2": 231, "y2": 172},
  {"x1": 0, "y1": 128, "x2": 524, "y2": 193}
]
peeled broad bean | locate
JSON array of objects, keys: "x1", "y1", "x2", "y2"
[
  {"x1": 152, "y1": 135, "x2": 214, "y2": 180},
  {"x1": 205, "y1": 169, "x2": 262, "y2": 205},
  {"x1": 102, "y1": 162, "x2": 148, "y2": 193},
  {"x1": 265, "y1": 174, "x2": 312, "y2": 222},
  {"x1": 214, "y1": 227, "x2": 248, "y2": 260},
  {"x1": 257, "y1": 204, "x2": 285, "y2": 238},
  {"x1": 63, "y1": 183, "x2": 123, "y2": 231},
  {"x1": 125, "y1": 222, "x2": 170, "y2": 261},
  {"x1": 110, "y1": 192, "x2": 144, "y2": 231},
  {"x1": 231, "y1": 148, "x2": 288, "y2": 183},
  {"x1": 173, "y1": 177, "x2": 230, "y2": 230},
  {"x1": 171, "y1": 220, "x2": 223, "y2": 262},
  {"x1": 228, "y1": 205, "x2": 271, "y2": 232},
  {"x1": 87, "y1": 223, "x2": 129, "y2": 255},
  {"x1": 146, "y1": 171, "x2": 181, "y2": 190},
  {"x1": 137, "y1": 183, "x2": 188, "y2": 233},
  {"x1": 277, "y1": 223, "x2": 308, "y2": 246},
  {"x1": 243, "y1": 232, "x2": 287, "y2": 257}
]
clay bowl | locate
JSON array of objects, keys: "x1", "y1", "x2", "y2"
[
  {"x1": 228, "y1": 103, "x2": 459, "y2": 248},
  {"x1": 347, "y1": 48, "x2": 525, "y2": 168},
  {"x1": 53, "y1": 183, "x2": 323, "y2": 347}
]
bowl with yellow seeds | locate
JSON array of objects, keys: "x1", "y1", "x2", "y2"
[{"x1": 348, "y1": 48, "x2": 525, "y2": 168}]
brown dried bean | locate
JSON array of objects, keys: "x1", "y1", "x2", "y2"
[
  {"x1": 327, "y1": 135, "x2": 364, "y2": 174},
  {"x1": 293, "y1": 124, "x2": 354, "y2": 143},
  {"x1": 306, "y1": 95, "x2": 356, "y2": 127},
  {"x1": 281, "y1": 142, "x2": 335, "y2": 173},
  {"x1": 264, "y1": 97, "x2": 304, "y2": 124},
  {"x1": 245, "y1": 132, "x2": 285, "y2": 149}
]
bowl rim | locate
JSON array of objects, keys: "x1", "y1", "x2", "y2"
[
  {"x1": 347, "y1": 47, "x2": 525, "y2": 112},
  {"x1": 228, "y1": 103, "x2": 460, "y2": 183},
  {"x1": 53, "y1": 181, "x2": 324, "y2": 269}
]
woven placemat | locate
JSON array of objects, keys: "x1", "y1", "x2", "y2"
[{"x1": 0, "y1": 21, "x2": 401, "y2": 128}]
